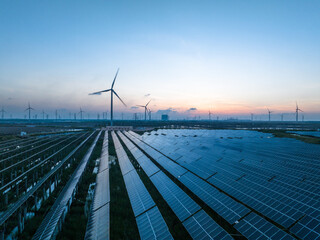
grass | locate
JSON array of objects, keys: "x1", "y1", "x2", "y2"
[{"x1": 259, "y1": 130, "x2": 320, "y2": 144}]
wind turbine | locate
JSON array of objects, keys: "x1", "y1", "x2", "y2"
[
  {"x1": 41, "y1": 110, "x2": 47, "y2": 120},
  {"x1": 25, "y1": 102, "x2": 35, "y2": 120},
  {"x1": 79, "y1": 107, "x2": 85, "y2": 120},
  {"x1": 208, "y1": 111, "x2": 212, "y2": 120},
  {"x1": 148, "y1": 109, "x2": 153, "y2": 120},
  {"x1": 89, "y1": 68, "x2": 126, "y2": 126},
  {"x1": 250, "y1": 113, "x2": 254, "y2": 121},
  {"x1": 0, "y1": 107, "x2": 6, "y2": 120},
  {"x1": 137, "y1": 100, "x2": 151, "y2": 121},
  {"x1": 295, "y1": 102, "x2": 303, "y2": 122},
  {"x1": 267, "y1": 108, "x2": 273, "y2": 121}
]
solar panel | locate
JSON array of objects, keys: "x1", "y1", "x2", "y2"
[
  {"x1": 98, "y1": 131, "x2": 109, "y2": 173},
  {"x1": 117, "y1": 132, "x2": 160, "y2": 177},
  {"x1": 84, "y1": 131, "x2": 110, "y2": 240},
  {"x1": 124, "y1": 132, "x2": 187, "y2": 177},
  {"x1": 92, "y1": 169, "x2": 110, "y2": 211},
  {"x1": 139, "y1": 129, "x2": 320, "y2": 238},
  {"x1": 136, "y1": 207, "x2": 173, "y2": 240},
  {"x1": 124, "y1": 170, "x2": 156, "y2": 217},
  {"x1": 85, "y1": 203, "x2": 110, "y2": 240},
  {"x1": 290, "y1": 215, "x2": 320, "y2": 239},
  {"x1": 183, "y1": 210, "x2": 232, "y2": 240},
  {"x1": 111, "y1": 132, "x2": 173, "y2": 239},
  {"x1": 234, "y1": 212, "x2": 294, "y2": 240},
  {"x1": 150, "y1": 171, "x2": 200, "y2": 222},
  {"x1": 33, "y1": 131, "x2": 101, "y2": 240},
  {"x1": 112, "y1": 132, "x2": 135, "y2": 175},
  {"x1": 179, "y1": 171, "x2": 250, "y2": 224}
]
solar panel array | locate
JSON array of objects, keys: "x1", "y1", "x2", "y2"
[
  {"x1": 111, "y1": 131, "x2": 172, "y2": 240},
  {"x1": 33, "y1": 131, "x2": 102, "y2": 240},
  {"x1": 125, "y1": 129, "x2": 320, "y2": 239},
  {"x1": 85, "y1": 131, "x2": 110, "y2": 240},
  {"x1": 118, "y1": 131, "x2": 232, "y2": 240}
]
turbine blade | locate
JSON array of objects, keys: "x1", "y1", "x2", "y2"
[
  {"x1": 89, "y1": 89, "x2": 110, "y2": 95},
  {"x1": 113, "y1": 90, "x2": 127, "y2": 107},
  {"x1": 111, "y1": 68, "x2": 119, "y2": 89},
  {"x1": 146, "y1": 99, "x2": 151, "y2": 107},
  {"x1": 136, "y1": 105, "x2": 145, "y2": 107}
]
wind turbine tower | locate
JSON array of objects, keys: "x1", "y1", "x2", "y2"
[
  {"x1": 137, "y1": 100, "x2": 151, "y2": 121},
  {"x1": 1, "y1": 107, "x2": 6, "y2": 120},
  {"x1": 89, "y1": 68, "x2": 126, "y2": 126},
  {"x1": 79, "y1": 108, "x2": 85, "y2": 120},
  {"x1": 25, "y1": 103, "x2": 34, "y2": 120},
  {"x1": 295, "y1": 102, "x2": 303, "y2": 122},
  {"x1": 267, "y1": 108, "x2": 273, "y2": 122},
  {"x1": 42, "y1": 110, "x2": 46, "y2": 120}
]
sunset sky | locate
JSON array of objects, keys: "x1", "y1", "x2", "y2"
[{"x1": 0, "y1": 0, "x2": 319, "y2": 120}]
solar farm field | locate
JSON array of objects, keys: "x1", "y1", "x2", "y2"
[
  {"x1": 0, "y1": 129, "x2": 103, "y2": 240},
  {"x1": 1, "y1": 128, "x2": 319, "y2": 239},
  {"x1": 124, "y1": 129, "x2": 320, "y2": 240}
]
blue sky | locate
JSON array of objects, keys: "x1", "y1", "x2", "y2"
[{"x1": 0, "y1": 0, "x2": 319, "y2": 120}]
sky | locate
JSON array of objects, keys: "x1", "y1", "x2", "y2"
[{"x1": 0, "y1": 0, "x2": 319, "y2": 120}]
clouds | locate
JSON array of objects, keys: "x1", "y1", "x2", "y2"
[
  {"x1": 156, "y1": 107, "x2": 177, "y2": 115},
  {"x1": 144, "y1": 94, "x2": 151, "y2": 97},
  {"x1": 131, "y1": 106, "x2": 139, "y2": 110},
  {"x1": 188, "y1": 107, "x2": 197, "y2": 111}
]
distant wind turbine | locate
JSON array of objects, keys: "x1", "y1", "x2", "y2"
[
  {"x1": 1, "y1": 107, "x2": 6, "y2": 120},
  {"x1": 41, "y1": 110, "x2": 47, "y2": 120},
  {"x1": 25, "y1": 102, "x2": 35, "y2": 120},
  {"x1": 79, "y1": 107, "x2": 85, "y2": 120},
  {"x1": 209, "y1": 110, "x2": 212, "y2": 120},
  {"x1": 148, "y1": 109, "x2": 153, "y2": 120},
  {"x1": 89, "y1": 68, "x2": 126, "y2": 126},
  {"x1": 137, "y1": 100, "x2": 151, "y2": 121},
  {"x1": 295, "y1": 102, "x2": 303, "y2": 122},
  {"x1": 267, "y1": 108, "x2": 273, "y2": 121}
]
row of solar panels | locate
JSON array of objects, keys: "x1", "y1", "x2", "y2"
[
  {"x1": 0, "y1": 132, "x2": 94, "y2": 227},
  {"x1": 32, "y1": 131, "x2": 102, "y2": 240},
  {"x1": 0, "y1": 135, "x2": 52, "y2": 159},
  {"x1": 142, "y1": 130, "x2": 320, "y2": 192},
  {"x1": 118, "y1": 131, "x2": 232, "y2": 240},
  {"x1": 137, "y1": 129, "x2": 320, "y2": 239},
  {"x1": 111, "y1": 131, "x2": 173, "y2": 240},
  {"x1": 143, "y1": 130, "x2": 320, "y2": 206},
  {"x1": 126, "y1": 130, "x2": 296, "y2": 240},
  {"x1": 85, "y1": 131, "x2": 110, "y2": 240},
  {"x1": 0, "y1": 134, "x2": 41, "y2": 149}
]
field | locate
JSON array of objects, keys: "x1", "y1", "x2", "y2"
[{"x1": 0, "y1": 121, "x2": 319, "y2": 239}]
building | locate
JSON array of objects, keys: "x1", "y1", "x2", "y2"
[{"x1": 161, "y1": 114, "x2": 169, "y2": 121}]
